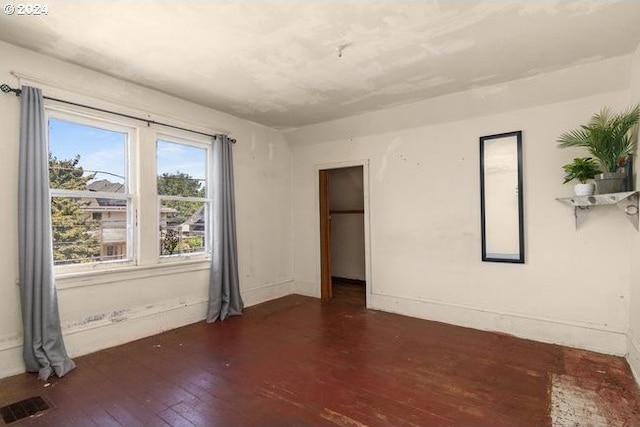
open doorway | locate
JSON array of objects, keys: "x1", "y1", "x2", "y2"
[{"x1": 319, "y1": 165, "x2": 366, "y2": 306}]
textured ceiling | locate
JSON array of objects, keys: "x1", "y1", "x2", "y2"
[{"x1": 1, "y1": 0, "x2": 639, "y2": 130}]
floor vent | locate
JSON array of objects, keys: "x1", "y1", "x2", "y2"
[{"x1": 0, "y1": 396, "x2": 50, "y2": 424}]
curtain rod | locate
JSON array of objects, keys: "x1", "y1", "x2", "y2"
[{"x1": 0, "y1": 83, "x2": 235, "y2": 143}]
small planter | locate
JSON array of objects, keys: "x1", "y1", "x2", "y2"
[
  {"x1": 595, "y1": 172, "x2": 625, "y2": 194},
  {"x1": 574, "y1": 183, "x2": 595, "y2": 196}
]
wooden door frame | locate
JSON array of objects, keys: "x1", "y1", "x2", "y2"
[
  {"x1": 317, "y1": 160, "x2": 371, "y2": 306},
  {"x1": 319, "y1": 169, "x2": 332, "y2": 301}
]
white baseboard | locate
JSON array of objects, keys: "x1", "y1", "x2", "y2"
[
  {"x1": 0, "y1": 297, "x2": 209, "y2": 379},
  {"x1": 0, "y1": 340, "x2": 24, "y2": 379},
  {"x1": 294, "y1": 280, "x2": 320, "y2": 298},
  {"x1": 242, "y1": 279, "x2": 295, "y2": 307},
  {"x1": 0, "y1": 279, "x2": 297, "y2": 379},
  {"x1": 370, "y1": 292, "x2": 627, "y2": 356},
  {"x1": 626, "y1": 332, "x2": 640, "y2": 384},
  {"x1": 3, "y1": 285, "x2": 625, "y2": 380},
  {"x1": 62, "y1": 297, "x2": 209, "y2": 360}
]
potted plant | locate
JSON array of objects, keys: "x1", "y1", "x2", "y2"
[
  {"x1": 557, "y1": 105, "x2": 640, "y2": 194},
  {"x1": 562, "y1": 157, "x2": 601, "y2": 195}
]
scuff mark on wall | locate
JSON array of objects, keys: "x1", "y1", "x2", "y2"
[
  {"x1": 518, "y1": 0, "x2": 560, "y2": 16},
  {"x1": 109, "y1": 310, "x2": 128, "y2": 323},
  {"x1": 471, "y1": 83, "x2": 509, "y2": 98},
  {"x1": 84, "y1": 314, "x2": 106, "y2": 323},
  {"x1": 470, "y1": 74, "x2": 497, "y2": 83},
  {"x1": 376, "y1": 137, "x2": 402, "y2": 181},
  {"x1": 568, "y1": 0, "x2": 622, "y2": 17},
  {"x1": 571, "y1": 54, "x2": 605, "y2": 67},
  {"x1": 61, "y1": 297, "x2": 209, "y2": 338},
  {"x1": 342, "y1": 76, "x2": 455, "y2": 106},
  {"x1": 423, "y1": 39, "x2": 476, "y2": 55},
  {"x1": 66, "y1": 309, "x2": 130, "y2": 330}
]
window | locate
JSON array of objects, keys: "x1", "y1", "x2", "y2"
[
  {"x1": 48, "y1": 113, "x2": 134, "y2": 266},
  {"x1": 156, "y1": 138, "x2": 210, "y2": 258},
  {"x1": 45, "y1": 103, "x2": 213, "y2": 276}
]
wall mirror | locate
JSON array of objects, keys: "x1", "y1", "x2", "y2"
[{"x1": 480, "y1": 130, "x2": 524, "y2": 263}]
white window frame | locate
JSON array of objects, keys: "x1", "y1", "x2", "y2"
[
  {"x1": 46, "y1": 106, "x2": 137, "y2": 273},
  {"x1": 156, "y1": 133, "x2": 212, "y2": 263}
]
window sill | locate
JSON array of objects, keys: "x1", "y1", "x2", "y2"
[{"x1": 56, "y1": 258, "x2": 211, "y2": 290}]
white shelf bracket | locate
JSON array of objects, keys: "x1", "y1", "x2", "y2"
[
  {"x1": 556, "y1": 191, "x2": 639, "y2": 231},
  {"x1": 615, "y1": 192, "x2": 639, "y2": 230}
]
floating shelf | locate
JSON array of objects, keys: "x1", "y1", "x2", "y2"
[{"x1": 556, "y1": 191, "x2": 639, "y2": 230}]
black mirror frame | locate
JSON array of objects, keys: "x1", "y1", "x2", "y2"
[{"x1": 479, "y1": 130, "x2": 525, "y2": 264}]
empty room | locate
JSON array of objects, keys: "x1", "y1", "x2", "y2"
[{"x1": 1, "y1": 1, "x2": 640, "y2": 426}]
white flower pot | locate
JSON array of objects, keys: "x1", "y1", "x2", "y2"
[{"x1": 574, "y1": 183, "x2": 595, "y2": 196}]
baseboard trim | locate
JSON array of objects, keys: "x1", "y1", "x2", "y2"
[
  {"x1": 626, "y1": 332, "x2": 640, "y2": 385},
  {"x1": 0, "y1": 297, "x2": 209, "y2": 379},
  {"x1": 242, "y1": 279, "x2": 295, "y2": 307},
  {"x1": 370, "y1": 292, "x2": 627, "y2": 356},
  {"x1": 0, "y1": 333, "x2": 21, "y2": 352},
  {"x1": 0, "y1": 344, "x2": 24, "y2": 379},
  {"x1": 62, "y1": 298, "x2": 209, "y2": 361},
  {"x1": 4, "y1": 285, "x2": 625, "y2": 379},
  {"x1": 0, "y1": 279, "x2": 297, "y2": 379},
  {"x1": 295, "y1": 280, "x2": 320, "y2": 298}
]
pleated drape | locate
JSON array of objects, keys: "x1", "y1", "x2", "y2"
[
  {"x1": 18, "y1": 86, "x2": 75, "y2": 380},
  {"x1": 206, "y1": 134, "x2": 243, "y2": 322}
]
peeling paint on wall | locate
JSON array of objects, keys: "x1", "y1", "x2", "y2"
[{"x1": 61, "y1": 298, "x2": 204, "y2": 335}]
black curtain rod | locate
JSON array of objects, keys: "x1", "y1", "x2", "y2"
[{"x1": 0, "y1": 83, "x2": 235, "y2": 143}]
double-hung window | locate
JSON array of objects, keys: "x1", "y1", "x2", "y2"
[
  {"x1": 156, "y1": 137, "x2": 211, "y2": 258},
  {"x1": 45, "y1": 102, "x2": 213, "y2": 275},
  {"x1": 47, "y1": 111, "x2": 134, "y2": 267}
]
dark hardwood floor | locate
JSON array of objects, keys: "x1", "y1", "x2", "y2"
[
  {"x1": 331, "y1": 279, "x2": 366, "y2": 306},
  {"x1": 1, "y1": 289, "x2": 639, "y2": 426}
]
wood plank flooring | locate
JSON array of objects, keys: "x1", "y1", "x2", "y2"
[{"x1": 1, "y1": 286, "x2": 639, "y2": 426}]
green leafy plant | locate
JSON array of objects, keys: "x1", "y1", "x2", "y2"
[
  {"x1": 557, "y1": 105, "x2": 640, "y2": 173},
  {"x1": 49, "y1": 154, "x2": 100, "y2": 264},
  {"x1": 160, "y1": 227, "x2": 179, "y2": 255},
  {"x1": 562, "y1": 157, "x2": 602, "y2": 184}
]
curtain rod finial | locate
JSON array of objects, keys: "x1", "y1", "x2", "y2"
[{"x1": 0, "y1": 84, "x2": 21, "y2": 96}]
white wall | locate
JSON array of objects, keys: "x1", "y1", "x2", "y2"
[
  {"x1": 288, "y1": 55, "x2": 635, "y2": 356},
  {"x1": 627, "y1": 42, "x2": 640, "y2": 382},
  {"x1": 329, "y1": 167, "x2": 365, "y2": 281},
  {"x1": 0, "y1": 41, "x2": 293, "y2": 378}
]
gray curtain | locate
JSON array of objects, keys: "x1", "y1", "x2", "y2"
[
  {"x1": 18, "y1": 86, "x2": 75, "y2": 380},
  {"x1": 207, "y1": 135, "x2": 243, "y2": 322}
]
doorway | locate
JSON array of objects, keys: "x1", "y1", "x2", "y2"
[{"x1": 319, "y1": 165, "x2": 368, "y2": 306}]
